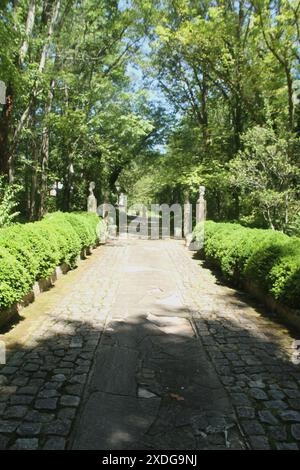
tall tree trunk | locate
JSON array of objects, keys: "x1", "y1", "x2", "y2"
[
  {"x1": 19, "y1": 0, "x2": 36, "y2": 67},
  {"x1": 192, "y1": 66, "x2": 209, "y2": 147},
  {"x1": 285, "y1": 65, "x2": 294, "y2": 133},
  {"x1": 234, "y1": 190, "x2": 240, "y2": 220},
  {"x1": 1, "y1": 0, "x2": 37, "y2": 182},
  {"x1": 201, "y1": 73, "x2": 209, "y2": 146},
  {"x1": 38, "y1": 78, "x2": 56, "y2": 219},
  {"x1": 29, "y1": 146, "x2": 39, "y2": 221},
  {"x1": 233, "y1": 1, "x2": 243, "y2": 155},
  {"x1": 233, "y1": 94, "x2": 243, "y2": 154},
  {"x1": 62, "y1": 164, "x2": 74, "y2": 212},
  {"x1": 0, "y1": 1, "x2": 35, "y2": 178},
  {"x1": 28, "y1": 100, "x2": 39, "y2": 220}
]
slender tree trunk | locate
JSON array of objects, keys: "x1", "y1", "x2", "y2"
[
  {"x1": 215, "y1": 190, "x2": 221, "y2": 220},
  {"x1": 266, "y1": 208, "x2": 275, "y2": 230},
  {"x1": 38, "y1": 78, "x2": 55, "y2": 219},
  {"x1": 27, "y1": 101, "x2": 39, "y2": 220},
  {"x1": 233, "y1": 96, "x2": 243, "y2": 153},
  {"x1": 62, "y1": 166, "x2": 73, "y2": 212},
  {"x1": 192, "y1": 66, "x2": 209, "y2": 147},
  {"x1": 19, "y1": 0, "x2": 36, "y2": 66},
  {"x1": 29, "y1": 148, "x2": 38, "y2": 221},
  {"x1": 285, "y1": 65, "x2": 294, "y2": 133},
  {"x1": 0, "y1": 1, "x2": 35, "y2": 179},
  {"x1": 201, "y1": 73, "x2": 209, "y2": 146},
  {"x1": 285, "y1": 193, "x2": 289, "y2": 226},
  {"x1": 233, "y1": 190, "x2": 240, "y2": 220}
]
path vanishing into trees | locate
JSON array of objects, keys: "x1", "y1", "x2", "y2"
[{"x1": 0, "y1": 238, "x2": 300, "y2": 450}]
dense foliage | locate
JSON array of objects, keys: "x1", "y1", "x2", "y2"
[
  {"x1": 0, "y1": 1, "x2": 299, "y2": 229},
  {"x1": 194, "y1": 221, "x2": 300, "y2": 309},
  {"x1": 0, "y1": 0, "x2": 160, "y2": 220},
  {"x1": 0, "y1": 2, "x2": 299, "y2": 317},
  {"x1": 119, "y1": 1, "x2": 300, "y2": 231},
  {"x1": 0, "y1": 211, "x2": 103, "y2": 310}
]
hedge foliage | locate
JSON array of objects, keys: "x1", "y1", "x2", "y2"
[
  {"x1": 193, "y1": 221, "x2": 300, "y2": 309},
  {"x1": 0, "y1": 212, "x2": 105, "y2": 311}
]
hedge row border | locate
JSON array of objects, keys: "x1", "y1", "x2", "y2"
[
  {"x1": 200, "y1": 255, "x2": 300, "y2": 331},
  {"x1": 0, "y1": 240, "x2": 106, "y2": 330},
  {"x1": 191, "y1": 222, "x2": 300, "y2": 332}
]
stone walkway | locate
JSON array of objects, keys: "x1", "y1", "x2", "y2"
[{"x1": 0, "y1": 239, "x2": 300, "y2": 450}]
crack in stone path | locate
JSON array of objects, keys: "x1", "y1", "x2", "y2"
[{"x1": 0, "y1": 238, "x2": 299, "y2": 450}]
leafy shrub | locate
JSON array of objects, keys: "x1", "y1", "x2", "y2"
[
  {"x1": 0, "y1": 212, "x2": 101, "y2": 312},
  {"x1": 44, "y1": 213, "x2": 88, "y2": 249},
  {"x1": 0, "y1": 226, "x2": 39, "y2": 284},
  {"x1": 80, "y1": 212, "x2": 104, "y2": 240},
  {"x1": 245, "y1": 238, "x2": 300, "y2": 309},
  {"x1": 21, "y1": 223, "x2": 60, "y2": 279},
  {"x1": 65, "y1": 212, "x2": 99, "y2": 246},
  {"x1": 40, "y1": 215, "x2": 81, "y2": 267},
  {"x1": 65, "y1": 213, "x2": 95, "y2": 247},
  {"x1": 0, "y1": 248, "x2": 32, "y2": 309},
  {"x1": 193, "y1": 221, "x2": 300, "y2": 309}
]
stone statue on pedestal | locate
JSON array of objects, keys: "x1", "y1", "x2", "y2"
[
  {"x1": 118, "y1": 192, "x2": 127, "y2": 207},
  {"x1": 196, "y1": 185, "x2": 207, "y2": 223},
  {"x1": 87, "y1": 182, "x2": 97, "y2": 213}
]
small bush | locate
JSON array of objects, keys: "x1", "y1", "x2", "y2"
[
  {"x1": 21, "y1": 223, "x2": 60, "y2": 279},
  {"x1": 44, "y1": 212, "x2": 94, "y2": 249},
  {"x1": 40, "y1": 216, "x2": 81, "y2": 267},
  {"x1": 0, "y1": 248, "x2": 32, "y2": 309},
  {"x1": 80, "y1": 212, "x2": 105, "y2": 243},
  {"x1": 245, "y1": 237, "x2": 300, "y2": 309},
  {"x1": 0, "y1": 226, "x2": 39, "y2": 284}
]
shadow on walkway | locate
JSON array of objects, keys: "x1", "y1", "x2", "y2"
[
  {"x1": 1, "y1": 239, "x2": 300, "y2": 450},
  {"x1": 1, "y1": 295, "x2": 300, "y2": 450}
]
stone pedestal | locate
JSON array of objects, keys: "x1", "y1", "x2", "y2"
[
  {"x1": 191, "y1": 185, "x2": 206, "y2": 250},
  {"x1": 184, "y1": 185, "x2": 207, "y2": 250},
  {"x1": 118, "y1": 193, "x2": 127, "y2": 238}
]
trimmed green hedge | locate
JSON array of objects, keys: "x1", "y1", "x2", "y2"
[
  {"x1": 0, "y1": 212, "x2": 105, "y2": 312},
  {"x1": 0, "y1": 248, "x2": 32, "y2": 310},
  {"x1": 193, "y1": 221, "x2": 300, "y2": 309}
]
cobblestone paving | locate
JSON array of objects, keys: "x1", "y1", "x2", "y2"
[
  {"x1": 0, "y1": 245, "x2": 121, "y2": 450},
  {"x1": 0, "y1": 238, "x2": 300, "y2": 450},
  {"x1": 167, "y1": 243, "x2": 300, "y2": 450}
]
